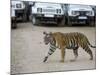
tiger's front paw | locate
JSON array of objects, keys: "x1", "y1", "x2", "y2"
[{"x1": 43, "y1": 56, "x2": 48, "y2": 62}]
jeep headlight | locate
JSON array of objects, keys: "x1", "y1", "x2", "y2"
[
  {"x1": 16, "y1": 4, "x2": 21, "y2": 8},
  {"x1": 37, "y1": 8, "x2": 42, "y2": 13},
  {"x1": 11, "y1": 5, "x2": 15, "y2": 8},
  {"x1": 71, "y1": 11, "x2": 79, "y2": 16},
  {"x1": 57, "y1": 9, "x2": 61, "y2": 14},
  {"x1": 86, "y1": 11, "x2": 94, "y2": 16},
  {"x1": 68, "y1": 10, "x2": 79, "y2": 16}
]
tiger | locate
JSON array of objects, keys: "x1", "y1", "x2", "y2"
[{"x1": 43, "y1": 31, "x2": 96, "y2": 62}]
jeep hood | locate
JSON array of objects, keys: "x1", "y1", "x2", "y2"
[
  {"x1": 69, "y1": 4, "x2": 92, "y2": 11},
  {"x1": 35, "y1": 2, "x2": 61, "y2": 9}
]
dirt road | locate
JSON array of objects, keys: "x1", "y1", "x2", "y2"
[{"x1": 11, "y1": 22, "x2": 96, "y2": 74}]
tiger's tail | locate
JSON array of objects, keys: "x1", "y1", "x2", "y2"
[{"x1": 88, "y1": 40, "x2": 96, "y2": 48}]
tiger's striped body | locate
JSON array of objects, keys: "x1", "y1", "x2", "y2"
[{"x1": 43, "y1": 32, "x2": 96, "y2": 62}]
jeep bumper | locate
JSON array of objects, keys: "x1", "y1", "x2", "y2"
[
  {"x1": 32, "y1": 14, "x2": 64, "y2": 24},
  {"x1": 68, "y1": 16, "x2": 95, "y2": 24}
]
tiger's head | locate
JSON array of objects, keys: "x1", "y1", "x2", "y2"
[{"x1": 43, "y1": 31, "x2": 53, "y2": 45}]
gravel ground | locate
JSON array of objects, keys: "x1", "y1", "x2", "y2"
[{"x1": 11, "y1": 22, "x2": 96, "y2": 74}]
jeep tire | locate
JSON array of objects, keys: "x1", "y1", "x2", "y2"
[
  {"x1": 67, "y1": 17, "x2": 72, "y2": 26},
  {"x1": 58, "y1": 16, "x2": 65, "y2": 26},
  {"x1": 11, "y1": 17, "x2": 17, "y2": 29}
]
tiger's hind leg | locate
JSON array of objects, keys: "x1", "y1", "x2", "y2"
[
  {"x1": 70, "y1": 47, "x2": 78, "y2": 62},
  {"x1": 83, "y1": 45, "x2": 93, "y2": 60}
]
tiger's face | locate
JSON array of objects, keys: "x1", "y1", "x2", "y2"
[{"x1": 43, "y1": 32, "x2": 53, "y2": 45}]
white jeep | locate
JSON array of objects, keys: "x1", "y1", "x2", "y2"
[
  {"x1": 31, "y1": 2, "x2": 65, "y2": 26},
  {"x1": 66, "y1": 4, "x2": 95, "y2": 26},
  {"x1": 11, "y1": 0, "x2": 28, "y2": 22},
  {"x1": 11, "y1": 8, "x2": 17, "y2": 29}
]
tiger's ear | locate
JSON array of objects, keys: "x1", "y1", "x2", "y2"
[{"x1": 43, "y1": 31, "x2": 47, "y2": 35}]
